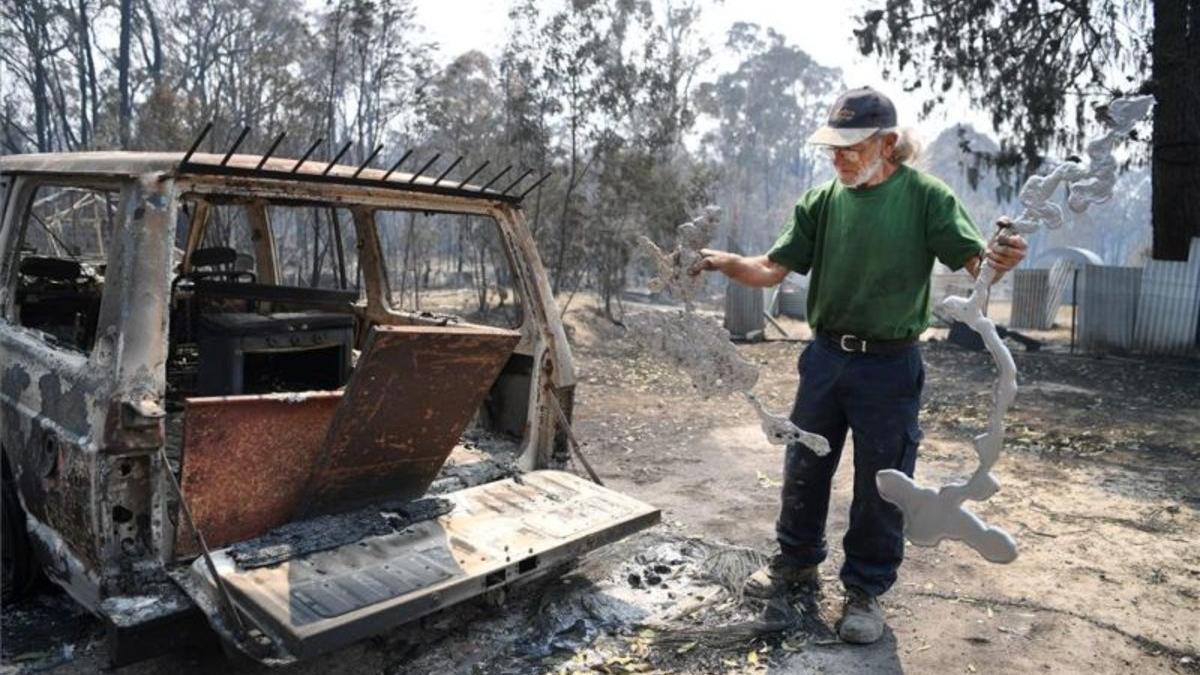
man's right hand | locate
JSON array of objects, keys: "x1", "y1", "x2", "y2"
[{"x1": 690, "y1": 248, "x2": 734, "y2": 275}]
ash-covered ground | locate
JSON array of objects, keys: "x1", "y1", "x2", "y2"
[{"x1": 3, "y1": 297, "x2": 1199, "y2": 674}]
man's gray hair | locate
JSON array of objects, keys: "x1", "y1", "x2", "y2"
[{"x1": 883, "y1": 127, "x2": 922, "y2": 165}]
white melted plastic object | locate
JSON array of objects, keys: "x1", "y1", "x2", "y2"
[
  {"x1": 630, "y1": 205, "x2": 829, "y2": 456},
  {"x1": 877, "y1": 95, "x2": 1155, "y2": 564},
  {"x1": 637, "y1": 205, "x2": 721, "y2": 311},
  {"x1": 745, "y1": 392, "x2": 831, "y2": 456}
]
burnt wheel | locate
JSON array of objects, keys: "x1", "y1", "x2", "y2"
[{"x1": 2, "y1": 453, "x2": 37, "y2": 602}]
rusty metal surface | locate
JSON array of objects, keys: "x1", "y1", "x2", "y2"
[
  {"x1": 298, "y1": 325, "x2": 520, "y2": 517},
  {"x1": 195, "y1": 470, "x2": 660, "y2": 659},
  {"x1": 174, "y1": 392, "x2": 342, "y2": 558}
]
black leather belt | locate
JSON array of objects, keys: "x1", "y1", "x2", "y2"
[{"x1": 819, "y1": 331, "x2": 917, "y2": 354}]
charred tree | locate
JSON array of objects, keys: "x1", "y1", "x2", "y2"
[
  {"x1": 117, "y1": 0, "x2": 133, "y2": 148},
  {"x1": 1151, "y1": 0, "x2": 1200, "y2": 260}
]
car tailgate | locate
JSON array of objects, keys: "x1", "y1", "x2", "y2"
[{"x1": 180, "y1": 470, "x2": 659, "y2": 660}]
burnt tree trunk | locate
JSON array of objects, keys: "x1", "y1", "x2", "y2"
[
  {"x1": 141, "y1": 0, "x2": 163, "y2": 89},
  {"x1": 117, "y1": 0, "x2": 133, "y2": 148},
  {"x1": 85, "y1": 16, "x2": 99, "y2": 137},
  {"x1": 16, "y1": 0, "x2": 51, "y2": 152},
  {"x1": 1151, "y1": 0, "x2": 1200, "y2": 261},
  {"x1": 76, "y1": 0, "x2": 91, "y2": 147}
]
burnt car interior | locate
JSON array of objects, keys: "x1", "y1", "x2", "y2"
[
  {"x1": 158, "y1": 196, "x2": 539, "y2": 540},
  {"x1": 12, "y1": 185, "x2": 114, "y2": 353},
  {"x1": 166, "y1": 201, "x2": 360, "y2": 398},
  {"x1": 8, "y1": 183, "x2": 540, "y2": 518}
]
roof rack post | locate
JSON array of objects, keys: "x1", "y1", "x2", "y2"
[
  {"x1": 517, "y1": 172, "x2": 552, "y2": 200},
  {"x1": 409, "y1": 153, "x2": 441, "y2": 183},
  {"x1": 180, "y1": 121, "x2": 214, "y2": 165},
  {"x1": 353, "y1": 144, "x2": 385, "y2": 178},
  {"x1": 292, "y1": 138, "x2": 324, "y2": 173},
  {"x1": 432, "y1": 156, "x2": 464, "y2": 186},
  {"x1": 255, "y1": 131, "x2": 288, "y2": 170},
  {"x1": 456, "y1": 160, "x2": 490, "y2": 189},
  {"x1": 499, "y1": 169, "x2": 535, "y2": 195},
  {"x1": 220, "y1": 126, "x2": 251, "y2": 166},
  {"x1": 478, "y1": 165, "x2": 512, "y2": 192},
  {"x1": 381, "y1": 149, "x2": 413, "y2": 181},
  {"x1": 323, "y1": 141, "x2": 353, "y2": 175}
]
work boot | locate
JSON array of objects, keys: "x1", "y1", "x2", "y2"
[
  {"x1": 743, "y1": 555, "x2": 818, "y2": 599},
  {"x1": 837, "y1": 586, "x2": 885, "y2": 644}
]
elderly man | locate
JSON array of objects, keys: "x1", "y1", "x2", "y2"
[{"x1": 694, "y1": 87, "x2": 1027, "y2": 644}]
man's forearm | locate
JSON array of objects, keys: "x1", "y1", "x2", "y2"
[{"x1": 719, "y1": 254, "x2": 790, "y2": 288}]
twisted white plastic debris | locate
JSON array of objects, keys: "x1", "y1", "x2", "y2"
[
  {"x1": 634, "y1": 207, "x2": 830, "y2": 455},
  {"x1": 745, "y1": 393, "x2": 831, "y2": 456},
  {"x1": 876, "y1": 95, "x2": 1155, "y2": 564},
  {"x1": 638, "y1": 206, "x2": 721, "y2": 312}
]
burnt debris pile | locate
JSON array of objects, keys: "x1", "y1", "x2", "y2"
[{"x1": 384, "y1": 531, "x2": 837, "y2": 674}]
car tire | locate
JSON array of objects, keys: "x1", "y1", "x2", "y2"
[{"x1": 2, "y1": 453, "x2": 38, "y2": 602}]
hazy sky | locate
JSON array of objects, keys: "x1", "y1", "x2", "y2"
[{"x1": 412, "y1": 0, "x2": 994, "y2": 140}]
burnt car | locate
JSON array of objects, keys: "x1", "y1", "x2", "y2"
[{"x1": 0, "y1": 147, "x2": 658, "y2": 665}]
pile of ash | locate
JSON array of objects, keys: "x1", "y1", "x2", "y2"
[{"x1": 384, "y1": 529, "x2": 839, "y2": 674}]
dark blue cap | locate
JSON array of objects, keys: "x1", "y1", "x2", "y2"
[{"x1": 809, "y1": 87, "x2": 898, "y2": 146}]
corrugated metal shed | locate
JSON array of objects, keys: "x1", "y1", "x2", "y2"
[
  {"x1": 1010, "y1": 269, "x2": 1051, "y2": 329},
  {"x1": 1132, "y1": 237, "x2": 1200, "y2": 355},
  {"x1": 1077, "y1": 265, "x2": 1141, "y2": 353}
]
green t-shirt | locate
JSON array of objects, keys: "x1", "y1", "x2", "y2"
[{"x1": 767, "y1": 164, "x2": 986, "y2": 341}]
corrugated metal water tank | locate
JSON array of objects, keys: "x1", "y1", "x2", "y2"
[
  {"x1": 1077, "y1": 265, "x2": 1141, "y2": 353},
  {"x1": 778, "y1": 287, "x2": 807, "y2": 319},
  {"x1": 724, "y1": 280, "x2": 764, "y2": 339},
  {"x1": 1010, "y1": 269, "x2": 1051, "y2": 330}
]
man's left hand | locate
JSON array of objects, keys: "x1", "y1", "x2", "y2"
[{"x1": 985, "y1": 218, "x2": 1028, "y2": 273}]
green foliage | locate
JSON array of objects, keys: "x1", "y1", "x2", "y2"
[
  {"x1": 696, "y1": 23, "x2": 841, "y2": 252},
  {"x1": 854, "y1": 0, "x2": 1151, "y2": 186}
]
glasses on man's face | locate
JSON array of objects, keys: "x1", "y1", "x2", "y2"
[{"x1": 818, "y1": 134, "x2": 878, "y2": 162}]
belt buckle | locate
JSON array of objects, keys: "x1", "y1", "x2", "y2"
[{"x1": 840, "y1": 334, "x2": 867, "y2": 353}]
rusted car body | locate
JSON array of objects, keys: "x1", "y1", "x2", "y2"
[{"x1": 0, "y1": 151, "x2": 658, "y2": 665}]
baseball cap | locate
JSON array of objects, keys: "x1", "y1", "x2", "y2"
[{"x1": 808, "y1": 87, "x2": 898, "y2": 147}]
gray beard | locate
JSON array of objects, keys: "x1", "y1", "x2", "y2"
[{"x1": 840, "y1": 157, "x2": 885, "y2": 188}]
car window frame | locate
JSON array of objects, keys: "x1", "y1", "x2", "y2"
[
  {"x1": 0, "y1": 175, "x2": 127, "y2": 357},
  {"x1": 370, "y1": 207, "x2": 527, "y2": 332}
]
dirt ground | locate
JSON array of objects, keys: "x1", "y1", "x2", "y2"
[
  {"x1": 563, "y1": 300, "x2": 1200, "y2": 674},
  {"x1": 3, "y1": 296, "x2": 1198, "y2": 674}
]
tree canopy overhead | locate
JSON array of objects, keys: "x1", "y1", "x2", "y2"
[
  {"x1": 855, "y1": 0, "x2": 1199, "y2": 261},
  {"x1": 856, "y1": 1, "x2": 1150, "y2": 160}
]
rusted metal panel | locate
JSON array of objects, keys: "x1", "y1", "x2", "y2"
[
  {"x1": 298, "y1": 325, "x2": 519, "y2": 517},
  {"x1": 174, "y1": 392, "x2": 342, "y2": 558}
]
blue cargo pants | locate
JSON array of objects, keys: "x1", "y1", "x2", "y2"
[{"x1": 776, "y1": 335, "x2": 924, "y2": 597}]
